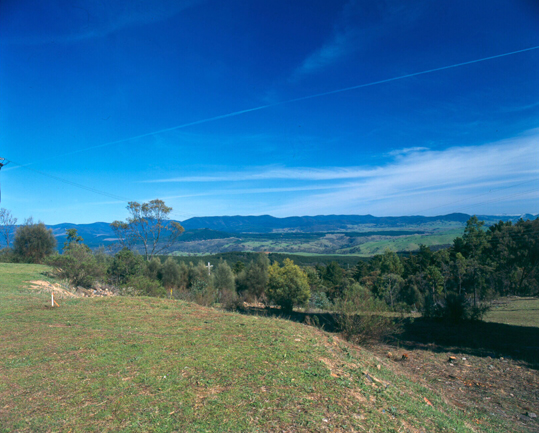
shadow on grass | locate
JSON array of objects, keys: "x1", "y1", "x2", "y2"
[
  {"x1": 240, "y1": 305, "x2": 338, "y2": 332},
  {"x1": 395, "y1": 317, "x2": 539, "y2": 368},
  {"x1": 240, "y1": 306, "x2": 539, "y2": 368}
]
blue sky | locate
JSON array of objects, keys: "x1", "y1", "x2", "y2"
[{"x1": 1, "y1": 0, "x2": 538, "y2": 224}]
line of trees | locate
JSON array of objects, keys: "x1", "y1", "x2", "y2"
[
  {"x1": 1, "y1": 204, "x2": 537, "y2": 324},
  {"x1": 46, "y1": 239, "x2": 311, "y2": 313},
  {"x1": 350, "y1": 216, "x2": 539, "y2": 320}
]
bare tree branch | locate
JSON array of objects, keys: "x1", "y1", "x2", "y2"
[{"x1": 0, "y1": 208, "x2": 17, "y2": 248}]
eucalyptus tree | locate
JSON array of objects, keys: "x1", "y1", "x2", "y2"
[{"x1": 111, "y1": 199, "x2": 184, "y2": 260}]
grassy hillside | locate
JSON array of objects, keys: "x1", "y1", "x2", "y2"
[{"x1": 0, "y1": 263, "x2": 511, "y2": 432}]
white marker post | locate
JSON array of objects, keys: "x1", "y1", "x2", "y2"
[
  {"x1": 206, "y1": 262, "x2": 213, "y2": 275},
  {"x1": 52, "y1": 293, "x2": 54, "y2": 307}
]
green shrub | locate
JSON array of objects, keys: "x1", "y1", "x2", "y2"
[
  {"x1": 422, "y1": 295, "x2": 443, "y2": 319},
  {"x1": 236, "y1": 254, "x2": 269, "y2": 300},
  {"x1": 220, "y1": 288, "x2": 245, "y2": 311},
  {"x1": 423, "y1": 293, "x2": 491, "y2": 322},
  {"x1": 267, "y1": 259, "x2": 310, "y2": 312},
  {"x1": 214, "y1": 260, "x2": 235, "y2": 293},
  {"x1": 334, "y1": 283, "x2": 401, "y2": 343},
  {"x1": 160, "y1": 257, "x2": 182, "y2": 288},
  {"x1": 145, "y1": 257, "x2": 162, "y2": 280},
  {"x1": 0, "y1": 247, "x2": 16, "y2": 263},
  {"x1": 13, "y1": 219, "x2": 56, "y2": 264},
  {"x1": 108, "y1": 248, "x2": 144, "y2": 285},
  {"x1": 308, "y1": 291, "x2": 332, "y2": 310},
  {"x1": 46, "y1": 243, "x2": 105, "y2": 288},
  {"x1": 125, "y1": 275, "x2": 166, "y2": 297},
  {"x1": 400, "y1": 283, "x2": 424, "y2": 311},
  {"x1": 190, "y1": 278, "x2": 218, "y2": 306}
]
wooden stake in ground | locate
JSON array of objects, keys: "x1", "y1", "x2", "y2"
[{"x1": 51, "y1": 292, "x2": 60, "y2": 307}]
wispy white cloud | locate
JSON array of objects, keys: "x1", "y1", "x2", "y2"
[
  {"x1": 387, "y1": 147, "x2": 429, "y2": 157},
  {"x1": 147, "y1": 131, "x2": 539, "y2": 192},
  {"x1": 268, "y1": 130, "x2": 539, "y2": 216},
  {"x1": 145, "y1": 167, "x2": 379, "y2": 183},
  {"x1": 290, "y1": 1, "x2": 421, "y2": 81},
  {"x1": 2, "y1": 0, "x2": 202, "y2": 45},
  {"x1": 291, "y1": 31, "x2": 354, "y2": 80},
  {"x1": 160, "y1": 184, "x2": 344, "y2": 200},
  {"x1": 148, "y1": 129, "x2": 539, "y2": 217},
  {"x1": 499, "y1": 101, "x2": 539, "y2": 113}
]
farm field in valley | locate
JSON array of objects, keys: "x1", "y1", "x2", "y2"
[{"x1": 169, "y1": 226, "x2": 465, "y2": 256}]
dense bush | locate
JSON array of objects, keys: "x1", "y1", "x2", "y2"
[
  {"x1": 267, "y1": 259, "x2": 310, "y2": 312},
  {"x1": 213, "y1": 260, "x2": 235, "y2": 294},
  {"x1": 125, "y1": 275, "x2": 166, "y2": 297},
  {"x1": 108, "y1": 248, "x2": 144, "y2": 285},
  {"x1": 145, "y1": 257, "x2": 162, "y2": 280},
  {"x1": 11, "y1": 214, "x2": 531, "y2": 329},
  {"x1": 236, "y1": 253, "x2": 269, "y2": 302},
  {"x1": 13, "y1": 219, "x2": 56, "y2": 263},
  {"x1": 47, "y1": 243, "x2": 105, "y2": 288},
  {"x1": 0, "y1": 247, "x2": 16, "y2": 263},
  {"x1": 190, "y1": 278, "x2": 218, "y2": 306},
  {"x1": 423, "y1": 293, "x2": 490, "y2": 322},
  {"x1": 308, "y1": 291, "x2": 332, "y2": 311},
  {"x1": 160, "y1": 257, "x2": 182, "y2": 288},
  {"x1": 220, "y1": 288, "x2": 245, "y2": 311},
  {"x1": 334, "y1": 283, "x2": 401, "y2": 343}
]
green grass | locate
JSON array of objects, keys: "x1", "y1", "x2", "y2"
[
  {"x1": 355, "y1": 228, "x2": 463, "y2": 256},
  {"x1": 0, "y1": 263, "x2": 509, "y2": 432},
  {"x1": 170, "y1": 225, "x2": 466, "y2": 256},
  {"x1": 485, "y1": 297, "x2": 539, "y2": 327}
]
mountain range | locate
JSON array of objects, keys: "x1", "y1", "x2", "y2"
[{"x1": 2, "y1": 213, "x2": 536, "y2": 253}]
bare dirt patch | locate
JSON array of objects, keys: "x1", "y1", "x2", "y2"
[
  {"x1": 26, "y1": 280, "x2": 78, "y2": 298},
  {"x1": 370, "y1": 343, "x2": 539, "y2": 433},
  {"x1": 25, "y1": 280, "x2": 116, "y2": 298}
]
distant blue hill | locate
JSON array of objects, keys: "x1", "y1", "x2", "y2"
[
  {"x1": 180, "y1": 213, "x2": 474, "y2": 233},
  {"x1": 1, "y1": 213, "x2": 536, "y2": 250}
]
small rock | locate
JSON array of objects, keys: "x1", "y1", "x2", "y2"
[
  {"x1": 462, "y1": 357, "x2": 466, "y2": 361},
  {"x1": 519, "y1": 414, "x2": 531, "y2": 422},
  {"x1": 527, "y1": 412, "x2": 537, "y2": 419}
]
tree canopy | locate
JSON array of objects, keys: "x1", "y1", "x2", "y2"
[
  {"x1": 13, "y1": 218, "x2": 56, "y2": 263},
  {"x1": 111, "y1": 199, "x2": 185, "y2": 260},
  {"x1": 267, "y1": 258, "x2": 310, "y2": 312}
]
